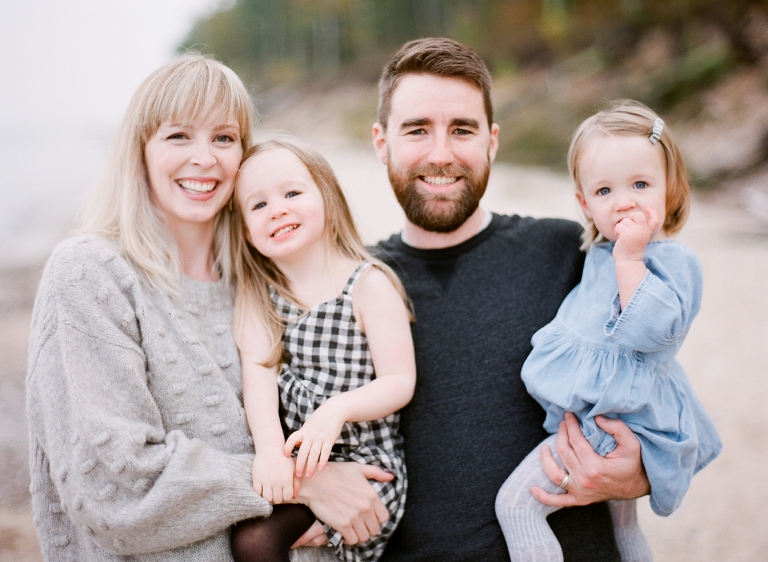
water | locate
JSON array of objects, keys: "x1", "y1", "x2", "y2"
[
  {"x1": 0, "y1": 120, "x2": 113, "y2": 268},
  {"x1": 0, "y1": 0, "x2": 227, "y2": 269}
]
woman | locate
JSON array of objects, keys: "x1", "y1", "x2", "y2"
[
  {"x1": 27, "y1": 52, "x2": 394, "y2": 562},
  {"x1": 26, "y1": 53, "x2": 271, "y2": 560}
]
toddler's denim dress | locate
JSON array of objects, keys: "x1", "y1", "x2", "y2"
[{"x1": 522, "y1": 240, "x2": 722, "y2": 516}]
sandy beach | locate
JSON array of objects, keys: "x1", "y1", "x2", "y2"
[{"x1": 1, "y1": 141, "x2": 766, "y2": 561}]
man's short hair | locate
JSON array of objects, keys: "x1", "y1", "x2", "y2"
[{"x1": 377, "y1": 37, "x2": 493, "y2": 130}]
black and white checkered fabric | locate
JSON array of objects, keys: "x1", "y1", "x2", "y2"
[{"x1": 271, "y1": 261, "x2": 407, "y2": 562}]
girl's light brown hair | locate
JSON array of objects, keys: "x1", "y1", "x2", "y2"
[
  {"x1": 568, "y1": 99, "x2": 690, "y2": 249},
  {"x1": 231, "y1": 137, "x2": 411, "y2": 367}
]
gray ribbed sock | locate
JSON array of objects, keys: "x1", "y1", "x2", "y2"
[
  {"x1": 495, "y1": 435, "x2": 564, "y2": 561},
  {"x1": 608, "y1": 499, "x2": 654, "y2": 561}
]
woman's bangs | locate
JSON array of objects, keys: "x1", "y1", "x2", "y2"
[{"x1": 146, "y1": 66, "x2": 247, "y2": 137}]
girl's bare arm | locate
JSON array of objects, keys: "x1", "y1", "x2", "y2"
[
  {"x1": 240, "y1": 310, "x2": 296, "y2": 503},
  {"x1": 613, "y1": 208, "x2": 660, "y2": 310}
]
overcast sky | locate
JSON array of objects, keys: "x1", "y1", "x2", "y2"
[
  {"x1": 0, "y1": 0, "x2": 234, "y2": 123},
  {"x1": 0, "y1": 0, "x2": 227, "y2": 127},
  {"x1": 0, "y1": 0, "x2": 231, "y2": 266}
]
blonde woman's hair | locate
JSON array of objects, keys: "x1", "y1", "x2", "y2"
[
  {"x1": 567, "y1": 99, "x2": 690, "y2": 249},
  {"x1": 80, "y1": 52, "x2": 254, "y2": 294},
  {"x1": 231, "y1": 137, "x2": 411, "y2": 367}
]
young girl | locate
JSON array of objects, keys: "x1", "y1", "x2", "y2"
[
  {"x1": 495, "y1": 100, "x2": 722, "y2": 562},
  {"x1": 229, "y1": 138, "x2": 416, "y2": 562}
]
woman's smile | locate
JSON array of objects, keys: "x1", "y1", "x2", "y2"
[{"x1": 144, "y1": 119, "x2": 242, "y2": 229}]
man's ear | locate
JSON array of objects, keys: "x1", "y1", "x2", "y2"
[
  {"x1": 575, "y1": 191, "x2": 591, "y2": 218},
  {"x1": 488, "y1": 123, "x2": 500, "y2": 163},
  {"x1": 372, "y1": 122, "x2": 388, "y2": 165}
]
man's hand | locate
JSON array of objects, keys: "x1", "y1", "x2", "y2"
[
  {"x1": 531, "y1": 412, "x2": 650, "y2": 507},
  {"x1": 291, "y1": 521, "x2": 329, "y2": 549},
  {"x1": 292, "y1": 462, "x2": 393, "y2": 546}
]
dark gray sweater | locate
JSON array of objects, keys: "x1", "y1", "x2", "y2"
[{"x1": 376, "y1": 213, "x2": 619, "y2": 562}]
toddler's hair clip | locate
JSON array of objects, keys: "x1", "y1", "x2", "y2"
[{"x1": 649, "y1": 118, "x2": 664, "y2": 144}]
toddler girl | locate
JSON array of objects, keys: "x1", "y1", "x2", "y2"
[
  {"x1": 229, "y1": 138, "x2": 415, "y2": 562},
  {"x1": 495, "y1": 100, "x2": 721, "y2": 561}
]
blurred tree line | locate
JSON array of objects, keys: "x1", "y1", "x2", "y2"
[
  {"x1": 182, "y1": 0, "x2": 768, "y2": 173},
  {"x1": 183, "y1": 0, "x2": 766, "y2": 87}
]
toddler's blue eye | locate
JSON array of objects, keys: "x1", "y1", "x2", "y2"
[
  {"x1": 286, "y1": 191, "x2": 299, "y2": 198},
  {"x1": 253, "y1": 202, "x2": 266, "y2": 210},
  {"x1": 634, "y1": 181, "x2": 648, "y2": 189},
  {"x1": 597, "y1": 187, "x2": 610, "y2": 196}
]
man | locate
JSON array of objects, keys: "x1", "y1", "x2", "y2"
[{"x1": 293, "y1": 38, "x2": 649, "y2": 561}]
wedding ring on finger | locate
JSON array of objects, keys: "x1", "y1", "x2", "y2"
[{"x1": 559, "y1": 469, "x2": 570, "y2": 489}]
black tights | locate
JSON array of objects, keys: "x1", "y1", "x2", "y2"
[{"x1": 231, "y1": 504, "x2": 317, "y2": 562}]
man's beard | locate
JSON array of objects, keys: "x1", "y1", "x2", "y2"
[{"x1": 388, "y1": 159, "x2": 491, "y2": 233}]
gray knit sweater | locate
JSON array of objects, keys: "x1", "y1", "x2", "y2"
[{"x1": 26, "y1": 235, "x2": 271, "y2": 561}]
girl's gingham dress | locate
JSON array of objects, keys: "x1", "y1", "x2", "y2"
[{"x1": 271, "y1": 261, "x2": 407, "y2": 562}]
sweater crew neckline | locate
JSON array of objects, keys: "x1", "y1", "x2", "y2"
[
  {"x1": 181, "y1": 275, "x2": 231, "y2": 305},
  {"x1": 389, "y1": 213, "x2": 503, "y2": 260}
]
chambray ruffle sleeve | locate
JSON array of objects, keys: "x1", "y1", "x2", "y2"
[
  {"x1": 604, "y1": 242, "x2": 702, "y2": 353},
  {"x1": 521, "y1": 241, "x2": 721, "y2": 516}
]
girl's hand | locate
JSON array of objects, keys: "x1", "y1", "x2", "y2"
[
  {"x1": 613, "y1": 207, "x2": 660, "y2": 262},
  {"x1": 252, "y1": 450, "x2": 297, "y2": 504},
  {"x1": 285, "y1": 402, "x2": 346, "y2": 478}
]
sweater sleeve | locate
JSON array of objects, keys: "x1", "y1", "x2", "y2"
[
  {"x1": 604, "y1": 243, "x2": 702, "y2": 353},
  {"x1": 26, "y1": 239, "x2": 271, "y2": 556}
]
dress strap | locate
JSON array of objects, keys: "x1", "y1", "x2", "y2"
[
  {"x1": 270, "y1": 286, "x2": 301, "y2": 320},
  {"x1": 341, "y1": 261, "x2": 373, "y2": 297}
]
